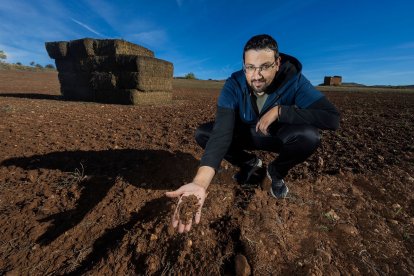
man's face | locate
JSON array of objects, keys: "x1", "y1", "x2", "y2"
[{"x1": 244, "y1": 49, "x2": 280, "y2": 94}]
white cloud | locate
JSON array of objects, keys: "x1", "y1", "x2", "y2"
[
  {"x1": 70, "y1": 18, "x2": 103, "y2": 37},
  {"x1": 396, "y1": 42, "x2": 414, "y2": 49},
  {"x1": 84, "y1": 0, "x2": 118, "y2": 28},
  {"x1": 127, "y1": 30, "x2": 168, "y2": 49},
  {"x1": 176, "y1": 0, "x2": 184, "y2": 7},
  {"x1": 320, "y1": 43, "x2": 366, "y2": 53}
]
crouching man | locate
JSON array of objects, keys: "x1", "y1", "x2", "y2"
[{"x1": 166, "y1": 34, "x2": 340, "y2": 233}]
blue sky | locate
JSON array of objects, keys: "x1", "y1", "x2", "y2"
[{"x1": 1, "y1": 0, "x2": 413, "y2": 85}]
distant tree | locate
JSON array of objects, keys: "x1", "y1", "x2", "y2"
[
  {"x1": 45, "y1": 64, "x2": 55, "y2": 69},
  {"x1": 35, "y1": 63, "x2": 43, "y2": 68},
  {"x1": 16, "y1": 62, "x2": 22, "y2": 66},
  {"x1": 30, "y1": 61, "x2": 35, "y2": 66},
  {"x1": 0, "y1": 50, "x2": 6, "y2": 62},
  {"x1": 184, "y1": 72, "x2": 196, "y2": 79}
]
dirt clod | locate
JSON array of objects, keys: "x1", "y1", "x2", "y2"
[{"x1": 336, "y1": 224, "x2": 359, "y2": 236}]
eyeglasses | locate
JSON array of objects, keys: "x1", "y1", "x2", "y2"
[{"x1": 243, "y1": 61, "x2": 276, "y2": 74}]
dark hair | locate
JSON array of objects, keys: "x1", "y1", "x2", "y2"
[{"x1": 243, "y1": 34, "x2": 279, "y2": 62}]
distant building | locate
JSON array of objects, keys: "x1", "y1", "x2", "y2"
[{"x1": 324, "y1": 76, "x2": 342, "y2": 86}]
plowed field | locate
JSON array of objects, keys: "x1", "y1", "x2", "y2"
[{"x1": 1, "y1": 70, "x2": 413, "y2": 275}]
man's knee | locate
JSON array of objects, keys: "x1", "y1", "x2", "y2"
[
  {"x1": 280, "y1": 124, "x2": 320, "y2": 153},
  {"x1": 195, "y1": 122, "x2": 214, "y2": 149},
  {"x1": 298, "y1": 125, "x2": 321, "y2": 153}
]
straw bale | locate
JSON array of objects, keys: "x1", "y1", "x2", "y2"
[
  {"x1": 58, "y1": 56, "x2": 113, "y2": 72},
  {"x1": 94, "y1": 39, "x2": 154, "y2": 57},
  {"x1": 68, "y1": 38, "x2": 95, "y2": 58},
  {"x1": 58, "y1": 72, "x2": 91, "y2": 89},
  {"x1": 118, "y1": 72, "x2": 172, "y2": 91},
  {"x1": 137, "y1": 77, "x2": 172, "y2": 91},
  {"x1": 55, "y1": 57, "x2": 95, "y2": 73},
  {"x1": 90, "y1": 72, "x2": 117, "y2": 90},
  {"x1": 48, "y1": 38, "x2": 154, "y2": 59},
  {"x1": 55, "y1": 59, "x2": 76, "y2": 72},
  {"x1": 135, "y1": 57, "x2": 173, "y2": 78},
  {"x1": 114, "y1": 55, "x2": 173, "y2": 76},
  {"x1": 60, "y1": 56, "x2": 115, "y2": 72},
  {"x1": 91, "y1": 56, "x2": 118, "y2": 71},
  {"x1": 45, "y1": 41, "x2": 69, "y2": 59},
  {"x1": 130, "y1": 91, "x2": 172, "y2": 105},
  {"x1": 54, "y1": 55, "x2": 172, "y2": 77}
]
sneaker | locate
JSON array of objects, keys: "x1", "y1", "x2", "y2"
[
  {"x1": 267, "y1": 170, "x2": 289, "y2": 199},
  {"x1": 232, "y1": 157, "x2": 264, "y2": 185}
]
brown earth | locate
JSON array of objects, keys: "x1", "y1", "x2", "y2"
[{"x1": 0, "y1": 70, "x2": 413, "y2": 275}]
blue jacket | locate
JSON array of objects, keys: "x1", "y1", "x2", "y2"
[{"x1": 200, "y1": 53, "x2": 340, "y2": 170}]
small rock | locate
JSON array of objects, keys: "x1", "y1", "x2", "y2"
[
  {"x1": 325, "y1": 210, "x2": 340, "y2": 221},
  {"x1": 235, "y1": 254, "x2": 251, "y2": 276},
  {"x1": 28, "y1": 171, "x2": 37, "y2": 183},
  {"x1": 392, "y1": 203, "x2": 401, "y2": 210},
  {"x1": 318, "y1": 157, "x2": 324, "y2": 167},
  {"x1": 389, "y1": 219, "x2": 399, "y2": 225},
  {"x1": 150, "y1": 234, "x2": 158, "y2": 241},
  {"x1": 406, "y1": 176, "x2": 414, "y2": 183},
  {"x1": 410, "y1": 217, "x2": 414, "y2": 225},
  {"x1": 337, "y1": 224, "x2": 359, "y2": 236},
  {"x1": 187, "y1": 239, "x2": 192, "y2": 247}
]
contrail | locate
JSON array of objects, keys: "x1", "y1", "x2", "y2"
[{"x1": 70, "y1": 18, "x2": 102, "y2": 36}]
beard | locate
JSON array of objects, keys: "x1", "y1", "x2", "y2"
[{"x1": 249, "y1": 78, "x2": 269, "y2": 94}]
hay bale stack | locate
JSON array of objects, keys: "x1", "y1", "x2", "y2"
[
  {"x1": 45, "y1": 38, "x2": 173, "y2": 104},
  {"x1": 46, "y1": 38, "x2": 155, "y2": 59}
]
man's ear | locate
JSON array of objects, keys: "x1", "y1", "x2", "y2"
[{"x1": 277, "y1": 55, "x2": 282, "y2": 65}]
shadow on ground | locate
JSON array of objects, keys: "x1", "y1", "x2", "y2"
[
  {"x1": 0, "y1": 93, "x2": 61, "y2": 100},
  {"x1": 1, "y1": 149, "x2": 198, "y2": 246}
]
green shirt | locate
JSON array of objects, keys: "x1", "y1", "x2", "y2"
[{"x1": 254, "y1": 92, "x2": 268, "y2": 114}]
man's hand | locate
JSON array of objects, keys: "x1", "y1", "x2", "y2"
[
  {"x1": 165, "y1": 183, "x2": 207, "y2": 233},
  {"x1": 256, "y1": 105, "x2": 280, "y2": 135}
]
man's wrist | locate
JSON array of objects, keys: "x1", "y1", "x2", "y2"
[
  {"x1": 192, "y1": 180, "x2": 208, "y2": 190},
  {"x1": 192, "y1": 166, "x2": 215, "y2": 190},
  {"x1": 272, "y1": 105, "x2": 280, "y2": 120}
]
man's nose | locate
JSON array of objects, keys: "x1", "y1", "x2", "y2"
[{"x1": 252, "y1": 68, "x2": 263, "y2": 79}]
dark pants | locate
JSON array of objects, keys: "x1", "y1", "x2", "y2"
[{"x1": 195, "y1": 121, "x2": 320, "y2": 179}]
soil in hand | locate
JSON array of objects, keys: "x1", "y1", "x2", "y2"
[{"x1": 176, "y1": 194, "x2": 200, "y2": 223}]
